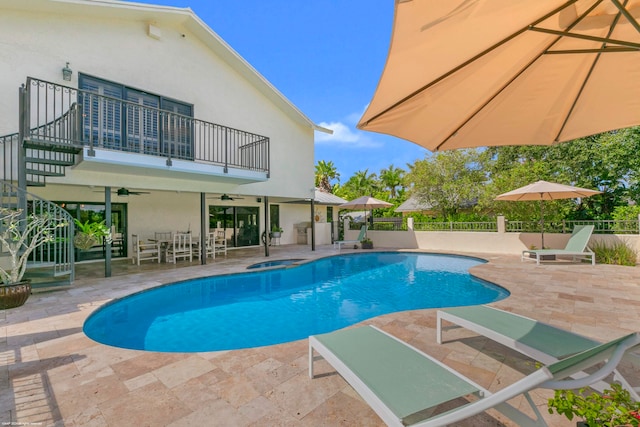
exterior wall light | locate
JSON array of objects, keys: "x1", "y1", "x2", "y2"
[{"x1": 62, "y1": 62, "x2": 72, "y2": 81}]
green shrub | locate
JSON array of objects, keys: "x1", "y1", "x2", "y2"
[
  {"x1": 592, "y1": 240, "x2": 638, "y2": 266},
  {"x1": 611, "y1": 205, "x2": 640, "y2": 234},
  {"x1": 612, "y1": 205, "x2": 640, "y2": 221},
  {"x1": 548, "y1": 384, "x2": 640, "y2": 426}
]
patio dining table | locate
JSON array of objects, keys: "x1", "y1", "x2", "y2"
[{"x1": 149, "y1": 238, "x2": 171, "y2": 263}]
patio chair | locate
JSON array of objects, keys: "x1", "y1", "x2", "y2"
[
  {"x1": 333, "y1": 225, "x2": 367, "y2": 251},
  {"x1": 167, "y1": 232, "x2": 192, "y2": 263},
  {"x1": 522, "y1": 224, "x2": 595, "y2": 265},
  {"x1": 193, "y1": 232, "x2": 216, "y2": 259},
  {"x1": 154, "y1": 231, "x2": 173, "y2": 242},
  {"x1": 437, "y1": 305, "x2": 639, "y2": 401},
  {"x1": 214, "y1": 229, "x2": 227, "y2": 257},
  {"x1": 131, "y1": 234, "x2": 160, "y2": 265},
  {"x1": 309, "y1": 325, "x2": 640, "y2": 427}
]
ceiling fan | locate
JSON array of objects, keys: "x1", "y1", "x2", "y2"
[
  {"x1": 210, "y1": 194, "x2": 244, "y2": 201},
  {"x1": 93, "y1": 187, "x2": 150, "y2": 196},
  {"x1": 116, "y1": 188, "x2": 150, "y2": 196}
]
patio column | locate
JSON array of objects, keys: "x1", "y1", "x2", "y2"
[
  {"x1": 200, "y1": 192, "x2": 207, "y2": 265},
  {"x1": 104, "y1": 187, "x2": 112, "y2": 277},
  {"x1": 310, "y1": 198, "x2": 315, "y2": 251},
  {"x1": 263, "y1": 196, "x2": 269, "y2": 257},
  {"x1": 497, "y1": 215, "x2": 506, "y2": 234}
]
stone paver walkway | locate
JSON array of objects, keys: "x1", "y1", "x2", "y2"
[{"x1": 1, "y1": 245, "x2": 639, "y2": 426}]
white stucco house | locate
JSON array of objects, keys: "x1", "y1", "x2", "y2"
[{"x1": 0, "y1": 0, "x2": 334, "y2": 282}]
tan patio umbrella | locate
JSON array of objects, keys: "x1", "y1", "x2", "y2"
[
  {"x1": 357, "y1": 0, "x2": 640, "y2": 151},
  {"x1": 495, "y1": 180, "x2": 601, "y2": 247},
  {"x1": 339, "y1": 196, "x2": 393, "y2": 236}
]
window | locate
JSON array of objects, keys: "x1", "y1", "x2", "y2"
[
  {"x1": 161, "y1": 98, "x2": 193, "y2": 159},
  {"x1": 79, "y1": 76, "x2": 123, "y2": 149},
  {"x1": 79, "y1": 74, "x2": 194, "y2": 159},
  {"x1": 270, "y1": 204, "x2": 280, "y2": 230},
  {"x1": 125, "y1": 88, "x2": 159, "y2": 154}
]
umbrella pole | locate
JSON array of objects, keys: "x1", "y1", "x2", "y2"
[
  {"x1": 540, "y1": 200, "x2": 545, "y2": 249},
  {"x1": 364, "y1": 211, "x2": 368, "y2": 238}
]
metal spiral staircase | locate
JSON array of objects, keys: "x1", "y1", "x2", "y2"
[
  {"x1": 0, "y1": 82, "x2": 80, "y2": 288},
  {"x1": 0, "y1": 182, "x2": 75, "y2": 288}
]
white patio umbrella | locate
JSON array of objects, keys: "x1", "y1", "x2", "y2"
[
  {"x1": 357, "y1": 0, "x2": 640, "y2": 151},
  {"x1": 339, "y1": 196, "x2": 393, "y2": 237},
  {"x1": 495, "y1": 180, "x2": 601, "y2": 247}
]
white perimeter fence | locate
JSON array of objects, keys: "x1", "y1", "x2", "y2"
[{"x1": 342, "y1": 215, "x2": 640, "y2": 258}]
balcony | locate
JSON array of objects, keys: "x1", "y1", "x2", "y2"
[{"x1": 19, "y1": 77, "x2": 270, "y2": 184}]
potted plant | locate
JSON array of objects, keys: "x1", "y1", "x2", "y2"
[
  {"x1": 548, "y1": 384, "x2": 640, "y2": 426},
  {"x1": 361, "y1": 237, "x2": 373, "y2": 249},
  {"x1": 270, "y1": 225, "x2": 283, "y2": 239},
  {"x1": 73, "y1": 219, "x2": 112, "y2": 250},
  {"x1": 0, "y1": 208, "x2": 65, "y2": 309}
]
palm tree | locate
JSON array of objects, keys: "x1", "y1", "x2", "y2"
[
  {"x1": 380, "y1": 164, "x2": 405, "y2": 199},
  {"x1": 315, "y1": 160, "x2": 340, "y2": 193},
  {"x1": 351, "y1": 169, "x2": 379, "y2": 197}
]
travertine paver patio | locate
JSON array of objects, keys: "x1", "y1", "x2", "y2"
[{"x1": 1, "y1": 245, "x2": 639, "y2": 426}]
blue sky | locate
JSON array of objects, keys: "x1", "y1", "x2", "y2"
[{"x1": 132, "y1": 0, "x2": 429, "y2": 181}]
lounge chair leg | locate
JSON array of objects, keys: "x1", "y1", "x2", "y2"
[
  {"x1": 523, "y1": 392, "x2": 545, "y2": 423},
  {"x1": 309, "y1": 343, "x2": 315, "y2": 378},
  {"x1": 493, "y1": 393, "x2": 548, "y2": 427}
]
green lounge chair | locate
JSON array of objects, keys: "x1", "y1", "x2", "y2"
[
  {"x1": 522, "y1": 224, "x2": 595, "y2": 265},
  {"x1": 334, "y1": 225, "x2": 367, "y2": 251},
  {"x1": 437, "y1": 305, "x2": 639, "y2": 401},
  {"x1": 309, "y1": 325, "x2": 640, "y2": 426}
]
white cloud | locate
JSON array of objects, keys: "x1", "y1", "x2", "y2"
[
  {"x1": 314, "y1": 120, "x2": 381, "y2": 148},
  {"x1": 316, "y1": 121, "x2": 358, "y2": 142}
]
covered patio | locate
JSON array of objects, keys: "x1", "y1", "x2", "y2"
[{"x1": 2, "y1": 244, "x2": 639, "y2": 426}]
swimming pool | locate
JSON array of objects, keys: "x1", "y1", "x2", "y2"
[{"x1": 84, "y1": 252, "x2": 509, "y2": 352}]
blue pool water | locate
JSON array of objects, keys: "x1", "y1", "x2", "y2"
[{"x1": 84, "y1": 252, "x2": 509, "y2": 352}]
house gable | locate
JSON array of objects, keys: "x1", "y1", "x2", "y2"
[
  {"x1": 0, "y1": 0, "x2": 326, "y2": 134},
  {"x1": 0, "y1": 0, "x2": 321, "y2": 198}
]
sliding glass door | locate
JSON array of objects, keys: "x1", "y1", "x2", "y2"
[
  {"x1": 209, "y1": 206, "x2": 259, "y2": 248},
  {"x1": 58, "y1": 201, "x2": 128, "y2": 261}
]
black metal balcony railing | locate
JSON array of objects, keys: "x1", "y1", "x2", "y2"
[{"x1": 22, "y1": 77, "x2": 270, "y2": 174}]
